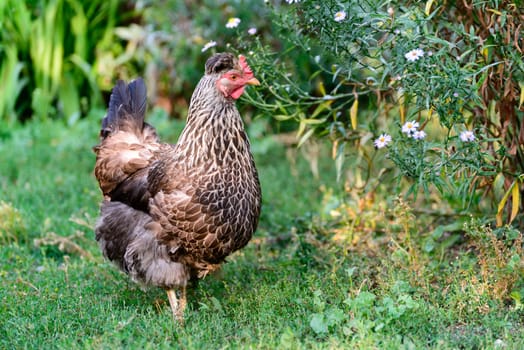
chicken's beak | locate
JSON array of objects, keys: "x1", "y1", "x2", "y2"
[{"x1": 245, "y1": 77, "x2": 261, "y2": 86}]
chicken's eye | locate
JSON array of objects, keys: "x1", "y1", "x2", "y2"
[{"x1": 230, "y1": 74, "x2": 238, "y2": 81}]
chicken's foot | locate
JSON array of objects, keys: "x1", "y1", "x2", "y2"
[{"x1": 166, "y1": 287, "x2": 187, "y2": 323}]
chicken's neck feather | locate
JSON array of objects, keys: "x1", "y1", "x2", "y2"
[{"x1": 173, "y1": 75, "x2": 251, "y2": 170}]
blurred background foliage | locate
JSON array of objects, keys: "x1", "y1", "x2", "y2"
[
  {"x1": 0, "y1": 0, "x2": 126, "y2": 124},
  {"x1": 0, "y1": 0, "x2": 522, "y2": 229}
]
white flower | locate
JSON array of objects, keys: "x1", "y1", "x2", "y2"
[
  {"x1": 494, "y1": 339, "x2": 507, "y2": 348},
  {"x1": 412, "y1": 130, "x2": 427, "y2": 140},
  {"x1": 402, "y1": 120, "x2": 420, "y2": 135},
  {"x1": 247, "y1": 27, "x2": 257, "y2": 35},
  {"x1": 314, "y1": 55, "x2": 321, "y2": 63},
  {"x1": 387, "y1": 7, "x2": 395, "y2": 16},
  {"x1": 286, "y1": 0, "x2": 300, "y2": 3},
  {"x1": 201, "y1": 40, "x2": 217, "y2": 52},
  {"x1": 459, "y1": 130, "x2": 475, "y2": 142},
  {"x1": 374, "y1": 133, "x2": 392, "y2": 149},
  {"x1": 404, "y1": 48, "x2": 424, "y2": 62},
  {"x1": 334, "y1": 11, "x2": 347, "y2": 22},
  {"x1": 226, "y1": 17, "x2": 241, "y2": 28}
]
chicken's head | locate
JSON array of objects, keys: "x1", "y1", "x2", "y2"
[{"x1": 206, "y1": 53, "x2": 260, "y2": 100}]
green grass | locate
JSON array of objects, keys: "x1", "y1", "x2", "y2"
[{"x1": 0, "y1": 116, "x2": 523, "y2": 349}]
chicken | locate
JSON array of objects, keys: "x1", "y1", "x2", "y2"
[{"x1": 93, "y1": 53, "x2": 262, "y2": 320}]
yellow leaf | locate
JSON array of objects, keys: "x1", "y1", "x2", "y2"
[
  {"x1": 496, "y1": 210, "x2": 503, "y2": 228},
  {"x1": 519, "y1": 81, "x2": 524, "y2": 109},
  {"x1": 510, "y1": 182, "x2": 520, "y2": 224},
  {"x1": 496, "y1": 180, "x2": 516, "y2": 227},
  {"x1": 297, "y1": 128, "x2": 314, "y2": 148},
  {"x1": 350, "y1": 98, "x2": 358, "y2": 130},
  {"x1": 487, "y1": 8, "x2": 502, "y2": 15},
  {"x1": 399, "y1": 91, "x2": 405, "y2": 124},
  {"x1": 424, "y1": 0, "x2": 434, "y2": 16},
  {"x1": 318, "y1": 81, "x2": 326, "y2": 96},
  {"x1": 302, "y1": 118, "x2": 325, "y2": 125},
  {"x1": 332, "y1": 139, "x2": 338, "y2": 159},
  {"x1": 273, "y1": 114, "x2": 293, "y2": 121},
  {"x1": 482, "y1": 47, "x2": 489, "y2": 61},
  {"x1": 297, "y1": 120, "x2": 306, "y2": 139}
]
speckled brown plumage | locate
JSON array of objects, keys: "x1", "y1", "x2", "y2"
[{"x1": 93, "y1": 53, "x2": 261, "y2": 318}]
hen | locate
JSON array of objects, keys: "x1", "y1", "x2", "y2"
[{"x1": 93, "y1": 53, "x2": 261, "y2": 320}]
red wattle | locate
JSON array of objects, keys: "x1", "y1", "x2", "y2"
[{"x1": 230, "y1": 86, "x2": 246, "y2": 99}]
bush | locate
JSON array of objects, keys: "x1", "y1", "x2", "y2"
[{"x1": 239, "y1": 0, "x2": 523, "y2": 226}]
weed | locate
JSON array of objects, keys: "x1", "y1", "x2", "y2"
[
  {"x1": 464, "y1": 219, "x2": 523, "y2": 301},
  {"x1": 386, "y1": 197, "x2": 429, "y2": 285},
  {"x1": 0, "y1": 201, "x2": 27, "y2": 244}
]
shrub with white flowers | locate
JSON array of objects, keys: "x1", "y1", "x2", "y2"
[{"x1": 241, "y1": 0, "x2": 523, "y2": 222}]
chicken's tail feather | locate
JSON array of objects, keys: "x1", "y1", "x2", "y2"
[
  {"x1": 93, "y1": 78, "x2": 159, "y2": 196},
  {"x1": 101, "y1": 78, "x2": 147, "y2": 139}
]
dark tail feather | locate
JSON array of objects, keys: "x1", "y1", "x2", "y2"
[{"x1": 101, "y1": 78, "x2": 147, "y2": 139}]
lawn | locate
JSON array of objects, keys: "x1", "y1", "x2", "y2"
[{"x1": 0, "y1": 114, "x2": 523, "y2": 349}]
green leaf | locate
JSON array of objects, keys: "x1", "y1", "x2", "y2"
[
  {"x1": 310, "y1": 100, "x2": 333, "y2": 119},
  {"x1": 273, "y1": 114, "x2": 294, "y2": 121},
  {"x1": 345, "y1": 291, "x2": 376, "y2": 311},
  {"x1": 310, "y1": 313, "x2": 328, "y2": 334},
  {"x1": 0, "y1": 46, "x2": 27, "y2": 125},
  {"x1": 210, "y1": 296, "x2": 224, "y2": 314},
  {"x1": 335, "y1": 142, "x2": 345, "y2": 183},
  {"x1": 430, "y1": 222, "x2": 464, "y2": 240},
  {"x1": 423, "y1": 238, "x2": 435, "y2": 253},
  {"x1": 59, "y1": 73, "x2": 81, "y2": 125},
  {"x1": 326, "y1": 307, "x2": 346, "y2": 326}
]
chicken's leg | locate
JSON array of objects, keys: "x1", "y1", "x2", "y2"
[
  {"x1": 166, "y1": 287, "x2": 186, "y2": 322},
  {"x1": 179, "y1": 285, "x2": 187, "y2": 318}
]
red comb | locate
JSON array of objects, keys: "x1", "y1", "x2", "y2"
[{"x1": 239, "y1": 55, "x2": 254, "y2": 78}]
